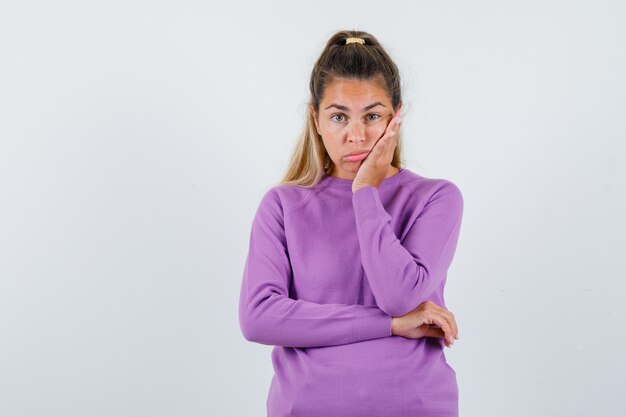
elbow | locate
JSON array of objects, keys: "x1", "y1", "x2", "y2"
[
  {"x1": 238, "y1": 303, "x2": 264, "y2": 343},
  {"x1": 377, "y1": 297, "x2": 420, "y2": 318},
  {"x1": 240, "y1": 314, "x2": 269, "y2": 344},
  {"x1": 239, "y1": 316, "x2": 257, "y2": 342},
  {"x1": 239, "y1": 297, "x2": 279, "y2": 346},
  {"x1": 378, "y1": 293, "x2": 437, "y2": 318},
  {"x1": 239, "y1": 289, "x2": 285, "y2": 345},
  {"x1": 376, "y1": 266, "x2": 440, "y2": 318},
  {"x1": 373, "y1": 288, "x2": 417, "y2": 317},
  {"x1": 239, "y1": 307, "x2": 282, "y2": 347},
  {"x1": 238, "y1": 284, "x2": 272, "y2": 344}
]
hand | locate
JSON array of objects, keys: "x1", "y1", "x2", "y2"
[
  {"x1": 390, "y1": 300, "x2": 459, "y2": 348},
  {"x1": 352, "y1": 108, "x2": 403, "y2": 193}
]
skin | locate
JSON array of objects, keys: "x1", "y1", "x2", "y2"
[
  {"x1": 390, "y1": 302, "x2": 459, "y2": 347},
  {"x1": 310, "y1": 76, "x2": 459, "y2": 347},
  {"x1": 310, "y1": 76, "x2": 402, "y2": 192}
]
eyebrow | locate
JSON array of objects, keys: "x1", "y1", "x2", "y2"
[{"x1": 324, "y1": 102, "x2": 386, "y2": 112}]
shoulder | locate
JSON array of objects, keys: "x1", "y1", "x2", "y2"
[
  {"x1": 399, "y1": 169, "x2": 463, "y2": 211},
  {"x1": 255, "y1": 183, "x2": 323, "y2": 218}
]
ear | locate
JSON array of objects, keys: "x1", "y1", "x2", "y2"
[{"x1": 309, "y1": 105, "x2": 321, "y2": 135}]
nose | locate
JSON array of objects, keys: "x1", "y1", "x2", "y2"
[{"x1": 347, "y1": 119, "x2": 366, "y2": 143}]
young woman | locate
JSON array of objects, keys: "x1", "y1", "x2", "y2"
[{"x1": 239, "y1": 30, "x2": 464, "y2": 417}]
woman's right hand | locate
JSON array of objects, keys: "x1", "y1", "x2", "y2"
[{"x1": 390, "y1": 301, "x2": 459, "y2": 348}]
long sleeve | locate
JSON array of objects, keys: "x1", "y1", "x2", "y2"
[
  {"x1": 238, "y1": 188, "x2": 393, "y2": 348},
  {"x1": 352, "y1": 181, "x2": 464, "y2": 318}
]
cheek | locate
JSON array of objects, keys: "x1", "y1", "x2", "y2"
[
  {"x1": 321, "y1": 137, "x2": 340, "y2": 157},
  {"x1": 324, "y1": 123, "x2": 343, "y2": 134},
  {"x1": 366, "y1": 122, "x2": 387, "y2": 139}
]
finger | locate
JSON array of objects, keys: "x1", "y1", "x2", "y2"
[
  {"x1": 379, "y1": 111, "x2": 402, "y2": 143},
  {"x1": 430, "y1": 314, "x2": 455, "y2": 345},
  {"x1": 385, "y1": 130, "x2": 397, "y2": 161},
  {"x1": 449, "y1": 311, "x2": 459, "y2": 340},
  {"x1": 441, "y1": 309, "x2": 459, "y2": 340},
  {"x1": 426, "y1": 327, "x2": 453, "y2": 348},
  {"x1": 385, "y1": 112, "x2": 402, "y2": 147},
  {"x1": 370, "y1": 112, "x2": 401, "y2": 158},
  {"x1": 379, "y1": 119, "x2": 399, "y2": 149},
  {"x1": 437, "y1": 309, "x2": 458, "y2": 340},
  {"x1": 395, "y1": 110, "x2": 403, "y2": 127},
  {"x1": 387, "y1": 113, "x2": 402, "y2": 138},
  {"x1": 392, "y1": 110, "x2": 403, "y2": 129},
  {"x1": 430, "y1": 302, "x2": 458, "y2": 340}
]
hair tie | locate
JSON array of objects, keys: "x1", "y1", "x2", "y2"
[{"x1": 345, "y1": 37, "x2": 365, "y2": 45}]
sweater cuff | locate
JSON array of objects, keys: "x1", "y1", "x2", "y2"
[
  {"x1": 353, "y1": 309, "x2": 393, "y2": 339},
  {"x1": 352, "y1": 186, "x2": 392, "y2": 225}
]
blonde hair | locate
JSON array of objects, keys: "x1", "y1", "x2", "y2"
[{"x1": 278, "y1": 29, "x2": 405, "y2": 188}]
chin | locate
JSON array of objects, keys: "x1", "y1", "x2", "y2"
[{"x1": 341, "y1": 162, "x2": 360, "y2": 174}]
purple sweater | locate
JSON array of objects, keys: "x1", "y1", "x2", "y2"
[{"x1": 238, "y1": 167, "x2": 464, "y2": 417}]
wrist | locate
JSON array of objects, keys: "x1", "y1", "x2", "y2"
[{"x1": 352, "y1": 184, "x2": 376, "y2": 194}]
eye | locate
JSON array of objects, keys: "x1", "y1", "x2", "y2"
[{"x1": 330, "y1": 113, "x2": 381, "y2": 123}]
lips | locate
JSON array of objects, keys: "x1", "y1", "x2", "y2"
[{"x1": 344, "y1": 150, "x2": 370, "y2": 162}]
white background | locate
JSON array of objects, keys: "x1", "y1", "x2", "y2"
[{"x1": 1, "y1": 1, "x2": 624, "y2": 416}]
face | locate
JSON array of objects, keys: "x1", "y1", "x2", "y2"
[{"x1": 310, "y1": 77, "x2": 400, "y2": 179}]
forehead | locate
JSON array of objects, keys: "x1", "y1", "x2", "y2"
[{"x1": 321, "y1": 77, "x2": 391, "y2": 108}]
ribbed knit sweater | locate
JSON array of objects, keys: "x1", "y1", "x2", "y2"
[{"x1": 239, "y1": 167, "x2": 464, "y2": 416}]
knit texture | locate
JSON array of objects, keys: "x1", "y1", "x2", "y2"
[{"x1": 239, "y1": 167, "x2": 464, "y2": 416}]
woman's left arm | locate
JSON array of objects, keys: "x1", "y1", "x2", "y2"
[{"x1": 352, "y1": 180, "x2": 464, "y2": 317}]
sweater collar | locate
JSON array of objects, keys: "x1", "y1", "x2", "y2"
[{"x1": 320, "y1": 167, "x2": 409, "y2": 191}]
